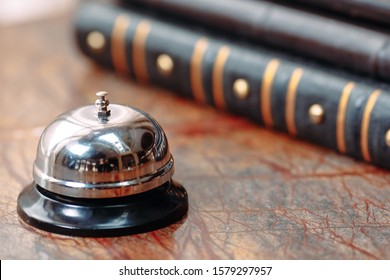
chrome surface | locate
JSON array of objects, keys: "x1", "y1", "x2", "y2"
[
  {"x1": 33, "y1": 94, "x2": 173, "y2": 199},
  {"x1": 95, "y1": 91, "x2": 111, "y2": 122}
]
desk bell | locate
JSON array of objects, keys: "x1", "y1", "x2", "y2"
[{"x1": 17, "y1": 92, "x2": 188, "y2": 237}]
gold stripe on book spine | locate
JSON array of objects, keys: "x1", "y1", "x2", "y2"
[
  {"x1": 261, "y1": 59, "x2": 280, "y2": 127},
  {"x1": 361, "y1": 89, "x2": 381, "y2": 162},
  {"x1": 336, "y1": 82, "x2": 355, "y2": 153},
  {"x1": 133, "y1": 20, "x2": 151, "y2": 83},
  {"x1": 191, "y1": 38, "x2": 208, "y2": 103},
  {"x1": 286, "y1": 68, "x2": 303, "y2": 136},
  {"x1": 212, "y1": 46, "x2": 230, "y2": 109},
  {"x1": 111, "y1": 15, "x2": 131, "y2": 74}
]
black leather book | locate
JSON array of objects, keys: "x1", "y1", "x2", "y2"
[
  {"x1": 75, "y1": 2, "x2": 390, "y2": 169},
  {"x1": 275, "y1": 0, "x2": 390, "y2": 27},
  {"x1": 123, "y1": 0, "x2": 390, "y2": 81}
]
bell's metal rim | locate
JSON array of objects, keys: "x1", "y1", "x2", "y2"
[{"x1": 33, "y1": 156, "x2": 174, "y2": 199}]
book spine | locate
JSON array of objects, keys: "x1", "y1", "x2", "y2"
[
  {"x1": 277, "y1": 0, "x2": 390, "y2": 26},
  {"x1": 75, "y1": 3, "x2": 390, "y2": 169},
  {"x1": 125, "y1": 0, "x2": 390, "y2": 80}
]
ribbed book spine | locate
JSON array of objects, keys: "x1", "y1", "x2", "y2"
[
  {"x1": 276, "y1": 0, "x2": 390, "y2": 26},
  {"x1": 75, "y1": 3, "x2": 390, "y2": 169},
  {"x1": 125, "y1": 0, "x2": 390, "y2": 80}
]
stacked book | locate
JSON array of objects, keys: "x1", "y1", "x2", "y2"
[{"x1": 74, "y1": 0, "x2": 390, "y2": 169}]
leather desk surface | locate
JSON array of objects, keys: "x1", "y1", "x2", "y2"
[{"x1": 0, "y1": 11, "x2": 389, "y2": 260}]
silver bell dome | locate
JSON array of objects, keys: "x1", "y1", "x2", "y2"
[{"x1": 33, "y1": 92, "x2": 174, "y2": 199}]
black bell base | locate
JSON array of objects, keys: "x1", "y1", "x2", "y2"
[{"x1": 17, "y1": 180, "x2": 188, "y2": 237}]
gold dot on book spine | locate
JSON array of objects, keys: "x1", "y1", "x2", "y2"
[
  {"x1": 308, "y1": 104, "x2": 325, "y2": 124},
  {"x1": 385, "y1": 129, "x2": 390, "y2": 147},
  {"x1": 233, "y1": 79, "x2": 250, "y2": 100},
  {"x1": 156, "y1": 54, "x2": 174, "y2": 76},
  {"x1": 86, "y1": 31, "x2": 106, "y2": 53}
]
